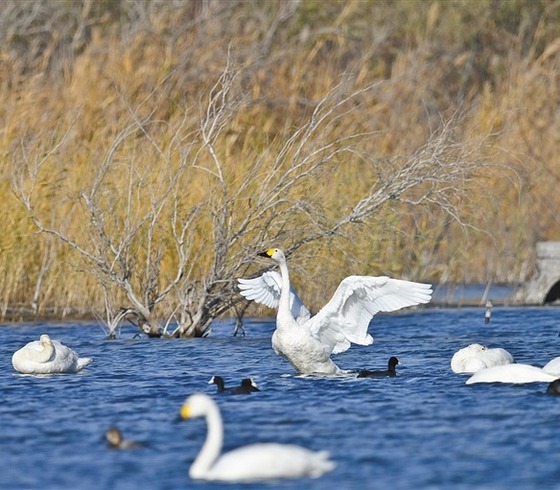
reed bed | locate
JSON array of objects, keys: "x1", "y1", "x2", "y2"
[{"x1": 1, "y1": 0, "x2": 559, "y2": 325}]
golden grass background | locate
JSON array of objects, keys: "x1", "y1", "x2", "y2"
[{"x1": 1, "y1": 0, "x2": 560, "y2": 319}]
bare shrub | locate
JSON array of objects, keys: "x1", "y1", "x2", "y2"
[{"x1": 13, "y1": 49, "x2": 488, "y2": 337}]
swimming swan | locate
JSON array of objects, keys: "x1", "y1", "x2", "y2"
[
  {"x1": 209, "y1": 376, "x2": 260, "y2": 394},
  {"x1": 451, "y1": 343, "x2": 514, "y2": 374},
  {"x1": 465, "y1": 363, "x2": 560, "y2": 385},
  {"x1": 357, "y1": 356, "x2": 399, "y2": 378},
  {"x1": 179, "y1": 393, "x2": 335, "y2": 482},
  {"x1": 241, "y1": 248, "x2": 432, "y2": 374},
  {"x1": 11, "y1": 334, "x2": 93, "y2": 374}
]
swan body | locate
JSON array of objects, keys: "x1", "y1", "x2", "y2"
[
  {"x1": 209, "y1": 376, "x2": 260, "y2": 394},
  {"x1": 11, "y1": 334, "x2": 92, "y2": 374},
  {"x1": 465, "y1": 363, "x2": 560, "y2": 385},
  {"x1": 357, "y1": 356, "x2": 399, "y2": 378},
  {"x1": 542, "y1": 356, "x2": 560, "y2": 375},
  {"x1": 179, "y1": 393, "x2": 335, "y2": 482},
  {"x1": 451, "y1": 343, "x2": 514, "y2": 374},
  {"x1": 242, "y1": 248, "x2": 432, "y2": 374}
]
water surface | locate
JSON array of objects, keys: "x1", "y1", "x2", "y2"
[{"x1": 1, "y1": 307, "x2": 560, "y2": 489}]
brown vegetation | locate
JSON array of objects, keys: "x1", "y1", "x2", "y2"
[{"x1": 2, "y1": 0, "x2": 560, "y2": 334}]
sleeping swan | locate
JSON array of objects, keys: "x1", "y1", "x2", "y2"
[
  {"x1": 239, "y1": 248, "x2": 432, "y2": 374},
  {"x1": 465, "y1": 363, "x2": 560, "y2": 385},
  {"x1": 451, "y1": 343, "x2": 514, "y2": 374},
  {"x1": 179, "y1": 393, "x2": 335, "y2": 482},
  {"x1": 12, "y1": 334, "x2": 93, "y2": 374}
]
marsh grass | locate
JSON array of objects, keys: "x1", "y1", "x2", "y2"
[{"x1": 2, "y1": 0, "x2": 560, "y2": 324}]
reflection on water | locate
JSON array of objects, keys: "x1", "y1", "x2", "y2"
[{"x1": 1, "y1": 307, "x2": 560, "y2": 489}]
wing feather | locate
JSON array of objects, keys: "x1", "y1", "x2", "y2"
[
  {"x1": 308, "y1": 276, "x2": 432, "y2": 355},
  {"x1": 238, "y1": 271, "x2": 311, "y2": 322}
]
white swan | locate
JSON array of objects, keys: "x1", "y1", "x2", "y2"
[
  {"x1": 543, "y1": 356, "x2": 560, "y2": 375},
  {"x1": 179, "y1": 393, "x2": 335, "y2": 482},
  {"x1": 11, "y1": 334, "x2": 93, "y2": 374},
  {"x1": 240, "y1": 248, "x2": 432, "y2": 374},
  {"x1": 451, "y1": 343, "x2": 514, "y2": 374},
  {"x1": 465, "y1": 363, "x2": 560, "y2": 385}
]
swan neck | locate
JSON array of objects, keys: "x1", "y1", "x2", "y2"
[
  {"x1": 35, "y1": 339, "x2": 55, "y2": 363},
  {"x1": 190, "y1": 402, "x2": 223, "y2": 479},
  {"x1": 278, "y1": 260, "x2": 292, "y2": 319}
]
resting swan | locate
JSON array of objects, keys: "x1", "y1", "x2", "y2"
[
  {"x1": 11, "y1": 334, "x2": 92, "y2": 374},
  {"x1": 179, "y1": 393, "x2": 335, "y2": 482},
  {"x1": 465, "y1": 363, "x2": 560, "y2": 385},
  {"x1": 451, "y1": 343, "x2": 514, "y2": 374},
  {"x1": 239, "y1": 248, "x2": 432, "y2": 374}
]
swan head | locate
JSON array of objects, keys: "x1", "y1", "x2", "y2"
[
  {"x1": 180, "y1": 393, "x2": 213, "y2": 420},
  {"x1": 39, "y1": 334, "x2": 53, "y2": 346},
  {"x1": 469, "y1": 343, "x2": 487, "y2": 352},
  {"x1": 258, "y1": 248, "x2": 285, "y2": 264}
]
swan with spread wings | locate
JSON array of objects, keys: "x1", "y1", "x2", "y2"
[{"x1": 238, "y1": 248, "x2": 432, "y2": 374}]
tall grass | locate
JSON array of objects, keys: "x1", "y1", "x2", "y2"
[{"x1": 2, "y1": 0, "x2": 560, "y2": 320}]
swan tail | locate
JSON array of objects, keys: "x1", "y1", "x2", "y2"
[{"x1": 77, "y1": 357, "x2": 93, "y2": 371}]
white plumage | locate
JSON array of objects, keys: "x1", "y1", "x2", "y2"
[
  {"x1": 11, "y1": 334, "x2": 92, "y2": 374},
  {"x1": 179, "y1": 393, "x2": 335, "y2": 482},
  {"x1": 239, "y1": 248, "x2": 432, "y2": 374},
  {"x1": 542, "y1": 356, "x2": 560, "y2": 375},
  {"x1": 450, "y1": 343, "x2": 514, "y2": 374},
  {"x1": 238, "y1": 270, "x2": 311, "y2": 323},
  {"x1": 466, "y1": 363, "x2": 560, "y2": 385}
]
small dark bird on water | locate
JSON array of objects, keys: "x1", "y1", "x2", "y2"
[
  {"x1": 105, "y1": 427, "x2": 145, "y2": 449},
  {"x1": 357, "y1": 357, "x2": 399, "y2": 378},
  {"x1": 208, "y1": 375, "x2": 260, "y2": 394},
  {"x1": 546, "y1": 379, "x2": 560, "y2": 396}
]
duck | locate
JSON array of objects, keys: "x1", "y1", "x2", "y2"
[
  {"x1": 208, "y1": 376, "x2": 260, "y2": 394},
  {"x1": 451, "y1": 343, "x2": 514, "y2": 374},
  {"x1": 239, "y1": 248, "x2": 432, "y2": 374},
  {"x1": 179, "y1": 393, "x2": 335, "y2": 482},
  {"x1": 11, "y1": 334, "x2": 93, "y2": 374},
  {"x1": 105, "y1": 427, "x2": 145, "y2": 449},
  {"x1": 465, "y1": 363, "x2": 560, "y2": 385},
  {"x1": 357, "y1": 356, "x2": 399, "y2": 378}
]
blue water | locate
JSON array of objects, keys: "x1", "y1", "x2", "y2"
[{"x1": 2, "y1": 307, "x2": 560, "y2": 490}]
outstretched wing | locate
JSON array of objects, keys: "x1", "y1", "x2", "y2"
[
  {"x1": 307, "y1": 276, "x2": 432, "y2": 355},
  {"x1": 238, "y1": 271, "x2": 311, "y2": 323}
]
